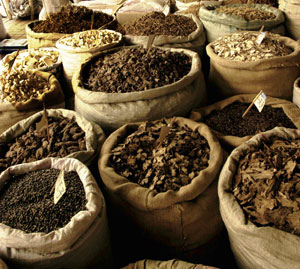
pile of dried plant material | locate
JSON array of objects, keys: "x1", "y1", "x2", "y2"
[
  {"x1": 232, "y1": 136, "x2": 300, "y2": 235},
  {"x1": 82, "y1": 47, "x2": 191, "y2": 93},
  {"x1": 213, "y1": 5, "x2": 276, "y2": 20},
  {"x1": 31, "y1": 5, "x2": 113, "y2": 34},
  {"x1": 117, "y1": 12, "x2": 197, "y2": 36},
  {"x1": 110, "y1": 119, "x2": 210, "y2": 193},
  {"x1": 240, "y1": 0, "x2": 278, "y2": 7},
  {"x1": 0, "y1": 48, "x2": 60, "y2": 72},
  {"x1": 0, "y1": 71, "x2": 50, "y2": 104},
  {"x1": 0, "y1": 116, "x2": 86, "y2": 172},
  {"x1": 57, "y1": 29, "x2": 121, "y2": 49},
  {"x1": 204, "y1": 102, "x2": 296, "y2": 137},
  {"x1": 212, "y1": 32, "x2": 293, "y2": 61}
]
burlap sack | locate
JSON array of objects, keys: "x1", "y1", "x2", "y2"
[
  {"x1": 0, "y1": 258, "x2": 7, "y2": 269},
  {"x1": 279, "y1": 0, "x2": 300, "y2": 40},
  {"x1": 0, "y1": 157, "x2": 112, "y2": 269},
  {"x1": 293, "y1": 77, "x2": 300, "y2": 107},
  {"x1": 206, "y1": 32, "x2": 300, "y2": 100},
  {"x1": 73, "y1": 46, "x2": 206, "y2": 132},
  {"x1": 218, "y1": 127, "x2": 300, "y2": 269},
  {"x1": 0, "y1": 15, "x2": 8, "y2": 40},
  {"x1": 98, "y1": 118, "x2": 224, "y2": 259},
  {"x1": 0, "y1": 71, "x2": 65, "y2": 135},
  {"x1": 123, "y1": 14, "x2": 206, "y2": 56},
  {"x1": 199, "y1": 4, "x2": 285, "y2": 42},
  {"x1": 190, "y1": 94, "x2": 300, "y2": 149},
  {"x1": 0, "y1": 108, "x2": 105, "y2": 166}
]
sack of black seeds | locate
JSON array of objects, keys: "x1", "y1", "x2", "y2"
[
  {"x1": 190, "y1": 94, "x2": 300, "y2": 149},
  {"x1": 73, "y1": 46, "x2": 206, "y2": 132},
  {"x1": 0, "y1": 108, "x2": 105, "y2": 168},
  {"x1": 98, "y1": 117, "x2": 224, "y2": 260},
  {"x1": 0, "y1": 157, "x2": 112, "y2": 269},
  {"x1": 218, "y1": 127, "x2": 300, "y2": 269}
]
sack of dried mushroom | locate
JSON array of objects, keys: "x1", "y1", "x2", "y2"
[
  {"x1": 199, "y1": 3, "x2": 285, "y2": 42},
  {"x1": 206, "y1": 31, "x2": 300, "y2": 100},
  {"x1": 73, "y1": 46, "x2": 206, "y2": 132},
  {"x1": 190, "y1": 94, "x2": 300, "y2": 149},
  {"x1": 219, "y1": 127, "x2": 300, "y2": 268},
  {"x1": 99, "y1": 117, "x2": 225, "y2": 261}
]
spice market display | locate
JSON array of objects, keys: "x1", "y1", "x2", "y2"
[{"x1": 0, "y1": 0, "x2": 300, "y2": 268}]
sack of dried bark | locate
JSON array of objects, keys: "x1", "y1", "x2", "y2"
[
  {"x1": 98, "y1": 117, "x2": 224, "y2": 263},
  {"x1": 279, "y1": 0, "x2": 300, "y2": 40},
  {"x1": 0, "y1": 71, "x2": 65, "y2": 135},
  {"x1": 73, "y1": 46, "x2": 206, "y2": 132},
  {"x1": 0, "y1": 108, "x2": 105, "y2": 166},
  {"x1": 218, "y1": 127, "x2": 300, "y2": 269},
  {"x1": 190, "y1": 94, "x2": 300, "y2": 149},
  {"x1": 120, "y1": 13, "x2": 206, "y2": 57},
  {"x1": 199, "y1": 3, "x2": 285, "y2": 42},
  {"x1": 0, "y1": 157, "x2": 112, "y2": 269},
  {"x1": 206, "y1": 31, "x2": 300, "y2": 100},
  {"x1": 293, "y1": 77, "x2": 300, "y2": 107}
]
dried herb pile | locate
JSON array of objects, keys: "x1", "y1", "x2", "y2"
[
  {"x1": 0, "y1": 116, "x2": 86, "y2": 173},
  {"x1": 240, "y1": 0, "x2": 278, "y2": 7},
  {"x1": 110, "y1": 119, "x2": 210, "y2": 193},
  {"x1": 83, "y1": 47, "x2": 191, "y2": 93},
  {"x1": 214, "y1": 5, "x2": 276, "y2": 21},
  {"x1": 232, "y1": 136, "x2": 300, "y2": 235},
  {"x1": 0, "y1": 168, "x2": 86, "y2": 233},
  {"x1": 117, "y1": 12, "x2": 197, "y2": 36},
  {"x1": 212, "y1": 32, "x2": 293, "y2": 61},
  {"x1": 31, "y1": 5, "x2": 113, "y2": 34},
  {"x1": 204, "y1": 102, "x2": 296, "y2": 137}
]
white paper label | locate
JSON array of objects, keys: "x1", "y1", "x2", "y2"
[
  {"x1": 254, "y1": 91, "x2": 267, "y2": 112},
  {"x1": 54, "y1": 170, "x2": 66, "y2": 204},
  {"x1": 256, "y1": 31, "x2": 266, "y2": 45}
]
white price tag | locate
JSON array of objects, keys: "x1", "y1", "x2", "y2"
[
  {"x1": 256, "y1": 31, "x2": 266, "y2": 45},
  {"x1": 254, "y1": 91, "x2": 267, "y2": 112},
  {"x1": 54, "y1": 170, "x2": 66, "y2": 204}
]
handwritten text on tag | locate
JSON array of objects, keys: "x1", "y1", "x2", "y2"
[
  {"x1": 54, "y1": 170, "x2": 66, "y2": 204},
  {"x1": 254, "y1": 91, "x2": 267, "y2": 112}
]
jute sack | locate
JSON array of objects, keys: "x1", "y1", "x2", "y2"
[
  {"x1": 199, "y1": 4, "x2": 285, "y2": 42},
  {"x1": 0, "y1": 258, "x2": 7, "y2": 269},
  {"x1": 190, "y1": 94, "x2": 300, "y2": 149},
  {"x1": 123, "y1": 14, "x2": 206, "y2": 57},
  {"x1": 292, "y1": 77, "x2": 300, "y2": 107},
  {"x1": 0, "y1": 157, "x2": 112, "y2": 269},
  {"x1": 206, "y1": 32, "x2": 300, "y2": 100},
  {"x1": 122, "y1": 259, "x2": 218, "y2": 269},
  {"x1": 279, "y1": 0, "x2": 300, "y2": 40},
  {"x1": 0, "y1": 108, "x2": 105, "y2": 166},
  {"x1": 73, "y1": 46, "x2": 206, "y2": 132},
  {"x1": 218, "y1": 127, "x2": 300, "y2": 269},
  {"x1": 98, "y1": 118, "x2": 224, "y2": 259},
  {"x1": 0, "y1": 15, "x2": 8, "y2": 40},
  {"x1": 0, "y1": 71, "x2": 65, "y2": 135}
]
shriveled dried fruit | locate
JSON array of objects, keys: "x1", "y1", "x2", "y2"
[{"x1": 110, "y1": 119, "x2": 210, "y2": 193}]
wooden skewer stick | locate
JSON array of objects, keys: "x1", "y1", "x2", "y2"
[{"x1": 242, "y1": 90, "x2": 263, "y2": 118}]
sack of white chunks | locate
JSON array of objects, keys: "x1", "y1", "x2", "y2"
[
  {"x1": 206, "y1": 31, "x2": 300, "y2": 100},
  {"x1": 118, "y1": 12, "x2": 206, "y2": 56},
  {"x1": 98, "y1": 117, "x2": 224, "y2": 259},
  {"x1": 0, "y1": 108, "x2": 105, "y2": 171},
  {"x1": 279, "y1": 0, "x2": 300, "y2": 40},
  {"x1": 0, "y1": 157, "x2": 112, "y2": 269},
  {"x1": 190, "y1": 94, "x2": 300, "y2": 149},
  {"x1": 0, "y1": 70, "x2": 64, "y2": 135},
  {"x1": 26, "y1": 5, "x2": 115, "y2": 49},
  {"x1": 293, "y1": 77, "x2": 300, "y2": 107},
  {"x1": 73, "y1": 46, "x2": 206, "y2": 132},
  {"x1": 122, "y1": 259, "x2": 219, "y2": 269},
  {"x1": 218, "y1": 127, "x2": 300, "y2": 269},
  {"x1": 199, "y1": 3, "x2": 285, "y2": 42}
]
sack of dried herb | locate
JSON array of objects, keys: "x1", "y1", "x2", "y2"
[
  {"x1": 279, "y1": 0, "x2": 300, "y2": 40},
  {"x1": 206, "y1": 31, "x2": 300, "y2": 100},
  {"x1": 73, "y1": 46, "x2": 206, "y2": 132},
  {"x1": 0, "y1": 71, "x2": 65, "y2": 135},
  {"x1": 293, "y1": 77, "x2": 300, "y2": 107},
  {"x1": 199, "y1": 3, "x2": 285, "y2": 43},
  {"x1": 0, "y1": 157, "x2": 112, "y2": 268},
  {"x1": 218, "y1": 127, "x2": 300, "y2": 268},
  {"x1": 190, "y1": 94, "x2": 300, "y2": 149},
  {"x1": 98, "y1": 117, "x2": 224, "y2": 262}
]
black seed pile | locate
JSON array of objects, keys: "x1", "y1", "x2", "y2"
[
  {"x1": 0, "y1": 168, "x2": 87, "y2": 234},
  {"x1": 204, "y1": 102, "x2": 296, "y2": 137}
]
